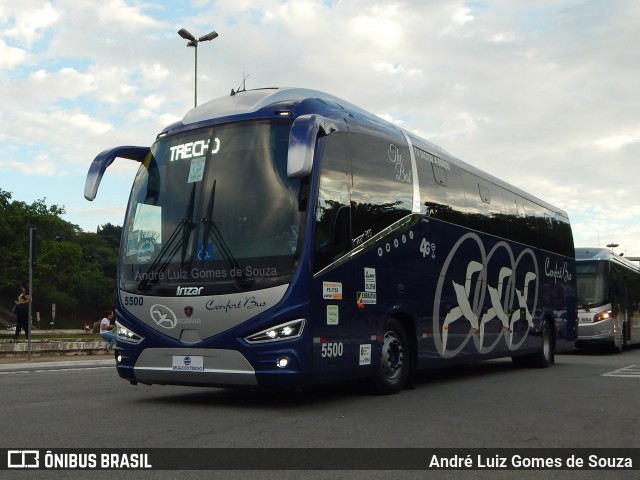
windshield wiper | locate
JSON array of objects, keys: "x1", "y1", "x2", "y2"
[
  {"x1": 138, "y1": 185, "x2": 197, "y2": 289},
  {"x1": 201, "y1": 180, "x2": 251, "y2": 287}
]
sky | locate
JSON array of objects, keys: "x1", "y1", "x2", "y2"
[{"x1": 1, "y1": 0, "x2": 639, "y2": 256}]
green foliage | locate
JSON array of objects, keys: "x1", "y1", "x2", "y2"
[{"x1": 0, "y1": 189, "x2": 121, "y2": 325}]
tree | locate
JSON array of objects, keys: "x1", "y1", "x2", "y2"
[
  {"x1": 0, "y1": 189, "x2": 121, "y2": 327},
  {"x1": 97, "y1": 223, "x2": 122, "y2": 250}
]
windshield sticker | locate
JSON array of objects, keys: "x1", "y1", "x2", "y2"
[
  {"x1": 196, "y1": 243, "x2": 214, "y2": 262},
  {"x1": 323, "y1": 281, "x2": 343, "y2": 300},
  {"x1": 137, "y1": 240, "x2": 156, "y2": 263},
  {"x1": 326, "y1": 305, "x2": 339, "y2": 325},
  {"x1": 188, "y1": 156, "x2": 206, "y2": 183}
]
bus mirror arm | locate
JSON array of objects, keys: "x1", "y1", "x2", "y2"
[
  {"x1": 287, "y1": 114, "x2": 336, "y2": 178},
  {"x1": 84, "y1": 146, "x2": 150, "y2": 201}
]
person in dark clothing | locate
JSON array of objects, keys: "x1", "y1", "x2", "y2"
[{"x1": 13, "y1": 283, "x2": 30, "y2": 340}]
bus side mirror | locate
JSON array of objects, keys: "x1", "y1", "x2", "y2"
[
  {"x1": 84, "y1": 146, "x2": 150, "y2": 201},
  {"x1": 287, "y1": 114, "x2": 333, "y2": 178}
]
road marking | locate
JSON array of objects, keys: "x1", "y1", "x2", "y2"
[{"x1": 602, "y1": 364, "x2": 640, "y2": 378}]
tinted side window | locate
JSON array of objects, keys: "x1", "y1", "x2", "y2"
[
  {"x1": 414, "y1": 147, "x2": 466, "y2": 225},
  {"x1": 461, "y1": 171, "x2": 506, "y2": 237},
  {"x1": 503, "y1": 189, "x2": 529, "y2": 245},
  {"x1": 553, "y1": 214, "x2": 575, "y2": 257},
  {"x1": 521, "y1": 199, "x2": 545, "y2": 248},
  {"x1": 314, "y1": 134, "x2": 351, "y2": 272},
  {"x1": 349, "y1": 133, "x2": 413, "y2": 247}
]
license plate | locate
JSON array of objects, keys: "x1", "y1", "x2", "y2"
[
  {"x1": 172, "y1": 355, "x2": 204, "y2": 371},
  {"x1": 578, "y1": 317, "x2": 593, "y2": 324}
]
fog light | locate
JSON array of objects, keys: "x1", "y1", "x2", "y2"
[
  {"x1": 116, "y1": 354, "x2": 123, "y2": 363},
  {"x1": 276, "y1": 357, "x2": 289, "y2": 368}
]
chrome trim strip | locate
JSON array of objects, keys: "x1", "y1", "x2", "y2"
[{"x1": 400, "y1": 130, "x2": 421, "y2": 213}]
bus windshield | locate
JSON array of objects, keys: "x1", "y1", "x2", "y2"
[
  {"x1": 120, "y1": 120, "x2": 303, "y2": 294},
  {"x1": 576, "y1": 261, "x2": 609, "y2": 308}
]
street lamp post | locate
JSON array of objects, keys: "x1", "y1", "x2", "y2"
[
  {"x1": 178, "y1": 28, "x2": 219, "y2": 108},
  {"x1": 606, "y1": 243, "x2": 619, "y2": 254}
]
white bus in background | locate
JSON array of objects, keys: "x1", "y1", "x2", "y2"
[{"x1": 575, "y1": 247, "x2": 640, "y2": 352}]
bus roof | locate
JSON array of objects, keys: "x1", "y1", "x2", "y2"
[
  {"x1": 164, "y1": 87, "x2": 569, "y2": 220},
  {"x1": 179, "y1": 87, "x2": 450, "y2": 157},
  {"x1": 575, "y1": 247, "x2": 640, "y2": 271}
]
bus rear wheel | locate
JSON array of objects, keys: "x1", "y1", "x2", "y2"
[
  {"x1": 370, "y1": 319, "x2": 411, "y2": 395},
  {"x1": 512, "y1": 318, "x2": 554, "y2": 368}
]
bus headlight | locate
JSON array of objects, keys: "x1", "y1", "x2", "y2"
[
  {"x1": 115, "y1": 320, "x2": 145, "y2": 344},
  {"x1": 594, "y1": 310, "x2": 612, "y2": 322},
  {"x1": 245, "y1": 319, "x2": 306, "y2": 343}
]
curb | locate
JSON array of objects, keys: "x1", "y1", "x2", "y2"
[
  {"x1": 0, "y1": 358, "x2": 116, "y2": 372},
  {"x1": 0, "y1": 338, "x2": 108, "y2": 355}
]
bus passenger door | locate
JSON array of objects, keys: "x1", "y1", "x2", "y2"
[{"x1": 311, "y1": 133, "x2": 356, "y2": 379}]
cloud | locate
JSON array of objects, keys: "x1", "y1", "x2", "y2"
[
  {"x1": 596, "y1": 132, "x2": 640, "y2": 149},
  {"x1": 29, "y1": 67, "x2": 96, "y2": 98},
  {"x1": 452, "y1": 7, "x2": 474, "y2": 26},
  {"x1": 0, "y1": 0, "x2": 639, "y2": 256},
  {"x1": 2, "y1": 150, "x2": 68, "y2": 176},
  {"x1": 93, "y1": 0, "x2": 163, "y2": 31},
  {"x1": 0, "y1": 39, "x2": 27, "y2": 69},
  {"x1": 350, "y1": 5, "x2": 403, "y2": 50},
  {"x1": 3, "y1": 2, "x2": 59, "y2": 47}
]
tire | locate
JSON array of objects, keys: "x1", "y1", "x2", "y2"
[
  {"x1": 370, "y1": 319, "x2": 411, "y2": 395},
  {"x1": 612, "y1": 320, "x2": 626, "y2": 354},
  {"x1": 512, "y1": 318, "x2": 554, "y2": 368}
]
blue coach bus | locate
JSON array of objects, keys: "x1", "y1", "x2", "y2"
[{"x1": 85, "y1": 87, "x2": 577, "y2": 393}]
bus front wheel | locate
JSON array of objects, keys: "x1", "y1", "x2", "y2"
[
  {"x1": 370, "y1": 319, "x2": 411, "y2": 395},
  {"x1": 612, "y1": 319, "x2": 626, "y2": 353}
]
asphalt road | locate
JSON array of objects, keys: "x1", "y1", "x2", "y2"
[{"x1": 2, "y1": 346, "x2": 639, "y2": 480}]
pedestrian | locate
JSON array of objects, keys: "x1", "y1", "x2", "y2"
[
  {"x1": 13, "y1": 283, "x2": 30, "y2": 341},
  {"x1": 100, "y1": 309, "x2": 117, "y2": 350}
]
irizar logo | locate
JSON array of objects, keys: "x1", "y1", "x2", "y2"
[{"x1": 176, "y1": 286, "x2": 204, "y2": 296}]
